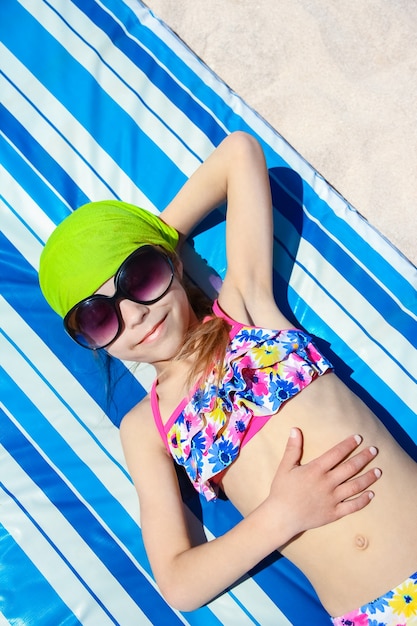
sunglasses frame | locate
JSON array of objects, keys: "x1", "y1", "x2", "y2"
[{"x1": 63, "y1": 245, "x2": 175, "y2": 349}]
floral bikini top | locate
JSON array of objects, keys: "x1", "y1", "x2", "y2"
[{"x1": 151, "y1": 300, "x2": 332, "y2": 501}]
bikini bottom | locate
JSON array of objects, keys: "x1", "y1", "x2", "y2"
[{"x1": 330, "y1": 571, "x2": 417, "y2": 625}]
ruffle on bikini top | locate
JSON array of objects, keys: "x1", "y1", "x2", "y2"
[{"x1": 166, "y1": 324, "x2": 332, "y2": 501}]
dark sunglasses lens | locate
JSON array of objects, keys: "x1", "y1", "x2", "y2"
[
  {"x1": 120, "y1": 249, "x2": 173, "y2": 303},
  {"x1": 67, "y1": 299, "x2": 120, "y2": 348}
]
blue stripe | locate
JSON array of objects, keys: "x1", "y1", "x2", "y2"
[
  {"x1": 0, "y1": 368, "x2": 133, "y2": 528},
  {"x1": 268, "y1": 152, "x2": 417, "y2": 314},
  {"x1": 69, "y1": 0, "x2": 298, "y2": 182},
  {"x1": 0, "y1": 103, "x2": 88, "y2": 218},
  {"x1": 302, "y1": 179, "x2": 417, "y2": 301},
  {"x1": 268, "y1": 169, "x2": 416, "y2": 382},
  {"x1": 1, "y1": 2, "x2": 122, "y2": 201},
  {"x1": 1, "y1": 235, "x2": 145, "y2": 424},
  {"x1": 271, "y1": 167, "x2": 417, "y2": 325},
  {"x1": 2, "y1": 0, "x2": 183, "y2": 210},
  {"x1": 69, "y1": 0, "x2": 227, "y2": 153},
  {"x1": 80, "y1": 0, "x2": 228, "y2": 143},
  {"x1": 0, "y1": 479, "x2": 119, "y2": 625},
  {"x1": 0, "y1": 410, "x2": 185, "y2": 625},
  {"x1": 0, "y1": 516, "x2": 82, "y2": 626},
  {"x1": 300, "y1": 217, "x2": 417, "y2": 349},
  {"x1": 251, "y1": 557, "x2": 330, "y2": 626},
  {"x1": 276, "y1": 221, "x2": 417, "y2": 390}
]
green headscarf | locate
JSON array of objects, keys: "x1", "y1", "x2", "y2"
[{"x1": 39, "y1": 200, "x2": 179, "y2": 318}]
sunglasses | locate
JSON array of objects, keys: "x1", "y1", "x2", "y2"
[{"x1": 64, "y1": 245, "x2": 175, "y2": 349}]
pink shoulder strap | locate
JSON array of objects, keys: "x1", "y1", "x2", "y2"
[
  {"x1": 150, "y1": 381, "x2": 170, "y2": 452},
  {"x1": 212, "y1": 299, "x2": 244, "y2": 335}
]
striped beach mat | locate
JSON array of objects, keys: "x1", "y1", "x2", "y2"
[{"x1": 1, "y1": 1, "x2": 416, "y2": 624}]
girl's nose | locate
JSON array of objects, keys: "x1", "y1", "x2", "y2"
[{"x1": 118, "y1": 298, "x2": 149, "y2": 327}]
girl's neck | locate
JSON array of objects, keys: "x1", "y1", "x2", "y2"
[
  {"x1": 153, "y1": 356, "x2": 196, "y2": 416},
  {"x1": 153, "y1": 350, "x2": 196, "y2": 385}
]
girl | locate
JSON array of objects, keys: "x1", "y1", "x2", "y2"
[{"x1": 39, "y1": 132, "x2": 417, "y2": 624}]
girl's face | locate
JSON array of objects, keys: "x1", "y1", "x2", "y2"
[{"x1": 97, "y1": 266, "x2": 196, "y2": 367}]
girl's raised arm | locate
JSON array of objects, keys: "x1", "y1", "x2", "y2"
[{"x1": 161, "y1": 132, "x2": 276, "y2": 324}]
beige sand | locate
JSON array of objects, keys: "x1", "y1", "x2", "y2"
[{"x1": 145, "y1": 0, "x2": 416, "y2": 266}]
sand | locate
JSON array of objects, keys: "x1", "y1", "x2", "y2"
[{"x1": 145, "y1": 0, "x2": 417, "y2": 266}]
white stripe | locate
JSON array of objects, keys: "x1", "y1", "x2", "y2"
[
  {"x1": 0, "y1": 450, "x2": 155, "y2": 626},
  {"x1": 310, "y1": 171, "x2": 417, "y2": 281},
  {"x1": 0, "y1": 296, "x2": 150, "y2": 442},
  {"x1": 0, "y1": 134, "x2": 67, "y2": 238},
  {"x1": 273, "y1": 207, "x2": 416, "y2": 380},
  {"x1": 0, "y1": 125, "x2": 68, "y2": 216},
  {"x1": 229, "y1": 582, "x2": 292, "y2": 626},
  {"x1": 1, "y1": 195, "x2": 45, "y2": 272},
  {"x1": 2, "y1": 399, "x2": 134, "y2": 553},
  {"x1": 1, "y1": 404, "x2": 185, "y2": 625},
  {"x1": 107, "y1": 0, "x2": 232, "y2": 140},
  {"x1": 296, "y1": 236, "x2": 417, "y2": 376},
  {"x1": 20, "y1": 0, "x2": 211, "y2": 177},
  {"x1": 0, "y1": 43, "x2": 152, "y2": 210},
  {"x1": 301, "y1": 202, "x2": 417, "y2": 322},
  {"x1": 291, "y1": 241, "x2": 417, "y2": 412},
  {"x1": 125, "y1": 0, "x2": 242, "y2": 135},
  {"x1": 85, "y1": 0, "x2": 218, "y2": 161},
  {"x1": 204, "y1": 527, "x2": 292, "y2": 626},
  {"x1": 128, "y1": 0, "x2": 322, "y2": 190},
  {"x1": 0, "y1": 300, "x2": 136, "y2": 513},
  {"x1": 208, "y1": 578, "x2": 292, "y2": 626}
]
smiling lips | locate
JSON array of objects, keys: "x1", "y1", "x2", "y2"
[{"x1": 139, "y1": 316, "x2": 166, "y2": 344}]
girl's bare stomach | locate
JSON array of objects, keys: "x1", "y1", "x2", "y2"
[{"x1": 220, "y1": 373, "x2": 417, "y2": 617}]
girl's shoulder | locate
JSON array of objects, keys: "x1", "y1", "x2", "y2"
[
  {"x1": 121, "y1": 393, "x2": 152, "y2": 422},
  {"x1": 120, "y1": 394, "x2": 165, "y2": 452}
]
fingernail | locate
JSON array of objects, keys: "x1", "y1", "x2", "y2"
[
  {"x1": 368, "y1": 491, "x2": 375, "y2": 500},
  {"x1": 354, "y1": 434, "x2": 362, "y2": 445},
  {"x1": 374, "y1": 468, "x2": 382, "y2": 478},
  {"x1": 369, "y1": 446, "x2": 378, "y2": 456},
  {"x1": 290, "y1": 428, "x2": 297, "y2": 438}
]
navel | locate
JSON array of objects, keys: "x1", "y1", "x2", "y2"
[{"x1": 354, "y1": 534, "x2": 369, "y2": 550}]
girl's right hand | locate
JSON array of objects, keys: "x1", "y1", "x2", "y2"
[{"x1": 268, "y1": 428, "x2": 381, "y2": 539}]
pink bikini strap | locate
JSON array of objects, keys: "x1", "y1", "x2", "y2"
[{"x1": 150, "y1": 381, "x2": 170, "y2": 452}]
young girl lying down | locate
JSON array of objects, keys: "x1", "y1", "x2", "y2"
[{"x1": 39, "y1": 132, "x2": 417, "y2": 624}]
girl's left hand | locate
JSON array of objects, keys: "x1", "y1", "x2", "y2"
[{"x1": 266, "y1": 428, "x2": 381, "y2": 539}]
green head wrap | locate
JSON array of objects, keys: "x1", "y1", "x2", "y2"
[{"x1": 39, "y1": 200, "x2": 179, "y2": 318}]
